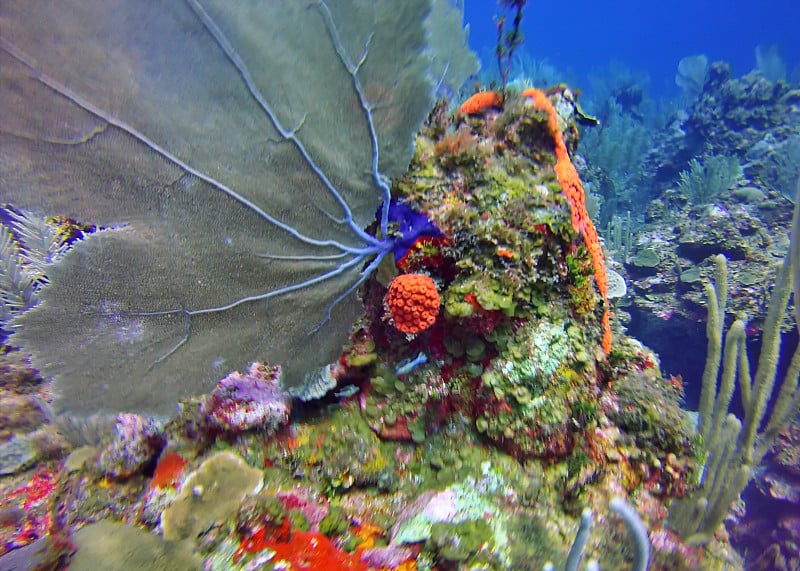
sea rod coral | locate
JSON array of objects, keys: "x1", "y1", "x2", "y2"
[{"x1": 0, "y1": 0, "x2": 477, "y2": 415}]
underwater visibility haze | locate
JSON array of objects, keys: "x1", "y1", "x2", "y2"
[{"x1": 0, "y1": 0, "x2": 799, "y2": 569}]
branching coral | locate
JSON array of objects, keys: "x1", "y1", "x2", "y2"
[{"x1": 671, "y1": 251, "x2": 800, "y2": 545}]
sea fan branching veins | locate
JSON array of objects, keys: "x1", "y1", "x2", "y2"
[{"x1": 0, "y1": 0, "x2": 475, "y2": 414}]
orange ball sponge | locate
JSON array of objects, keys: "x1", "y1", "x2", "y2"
[{"x1": 386, "y1": 274, "x2": 440, "y2": 334}]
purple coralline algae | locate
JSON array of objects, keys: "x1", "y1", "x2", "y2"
[
  {"x1": 94, "y1": 413, "x2": 165, "y2": 480},
  {"x1": 202, "y1": 363, "x2": 291, "y2": 434},
  {"x1": 359, "y1": 545, "x2": 416, "y2": 569}
]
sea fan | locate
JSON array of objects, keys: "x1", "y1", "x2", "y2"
[{"x1": 0, "y1": 0, "x2": 477, "y2": 415}]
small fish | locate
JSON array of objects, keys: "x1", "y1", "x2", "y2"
[
  {"x1": 334, "y1": 385, "x2": 360, "y2": 398},
  {"x1": 394, "y1": 352, "x2": 428, "y2": 376}
]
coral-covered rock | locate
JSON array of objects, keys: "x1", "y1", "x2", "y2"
[
  {"x1": 94, "y1": 413, "x2": 165, "y2": 480},
  {"x1": 202, "y1": 363, "x2": 290, "y2": 433},
  {"x1": 0, "y1": 434, "x2": 39, "y2": 476}
]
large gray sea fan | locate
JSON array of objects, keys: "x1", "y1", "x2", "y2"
[{"x1": 0, "y1": 0, "x2": 477, "y2": 416}]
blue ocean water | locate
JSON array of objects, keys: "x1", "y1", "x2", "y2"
[{"x1": 465, "y1": 0, "x2": 800, "y2": 98}]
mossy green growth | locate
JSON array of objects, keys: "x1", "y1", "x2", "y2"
[
  {"x1": 610, "y1": 371, "x2": 698, "y2": 459},
  {"x1": 444, "y1": 336, "x2": 465, "y2": 357},
  {"x1": 370, "y1": 373, "x2": 397, "y2": 397},
  {"x1": 393, "y1": 467, "x2": 508, "y2": 551},
  {"x1": 570, "y1": 399, "x2": 599, "y2": 426},
  {"x1": 236, "y1": 492, "x2": 286, "y2": 530},
  {"x1": 427, "y1": 519, "x2": 494, "y2": 563},
  {"x1": 565, "y1": 250, "x2": 592, "y2": 289},
  {"x1": 503, "y1": 510, "x2": 563, "y2": 566},
  {"x1": 408, "y1": 136, "x2": 441, "y2": 179},
  {"x1": 319, "y1": 505, "x2": 349, "y2": 537},
  {"x1": 482, "y1": 167, "x2": 538, "y2": 204},
  {"x1": 566, "y1": 449, "x2": 591, "y2": 480},
  {"x1": 318, "y1": 406, "x2": 396, "y2": 491},
  {"x1": 476, "y1": 315, "x2": 598, "y2": 458},
  {"x1": 346, "y1": 351, "x2": 377, "y2": 368},
  {"x1": 465, "y1": 337, "x2": 486, "y2": 361},
  {"x1": 444, "y1": 275, "x2": 516, "y2": 317},
  {"x1": 288, "y1": 509, "x2": 310, "y2": 532},
  {"x1": 497, "y1": 319, "x2": 572, "y2": 389}
]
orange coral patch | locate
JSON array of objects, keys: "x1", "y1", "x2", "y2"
[
  {"x1": 354, "y1": 522, "x2": 384, "y2": 550},
  {"x1": 496, "y1": 247, "x2": 515, "y2": 259},
  {"x1": 521, "y1": 88, "x2": 612, "y2": 354},
  {"x1": 386, "y1": 274, "x2": 440, "y2": 334},
  {"x1": 459, "y1": 91, "x2": 502, "y2": 114},
  {"x1": 237, "y1": 519, "x2": 366, "y2": 570},
  {"x1": 150, "y1": 451, "x2": 188, "y2": 489}
]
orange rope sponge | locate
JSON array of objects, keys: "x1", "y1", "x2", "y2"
[
  {"x1": 521, "y1": 88, "x2": 612, "y2": 354},
  {"x1": 386, "y1": 273, "x2": 440, "y2": 335},
  {"x1": 460, "y1": 91, "x2": 502, "y2": 115}
]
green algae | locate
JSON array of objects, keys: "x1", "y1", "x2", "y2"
[
  {"x1": 427, "y1": 519, "x2": 494, "y2": 564},
  {"x1": 319, "y1": 505, "x2": 349, "y2": 537},
  {"x1": 317, "y1": 407, "x2": 396, "y2": 491}
]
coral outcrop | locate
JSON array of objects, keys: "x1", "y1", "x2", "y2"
[{"x1": 0, "y1": 76, "x2": 739, "y2": 571}]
